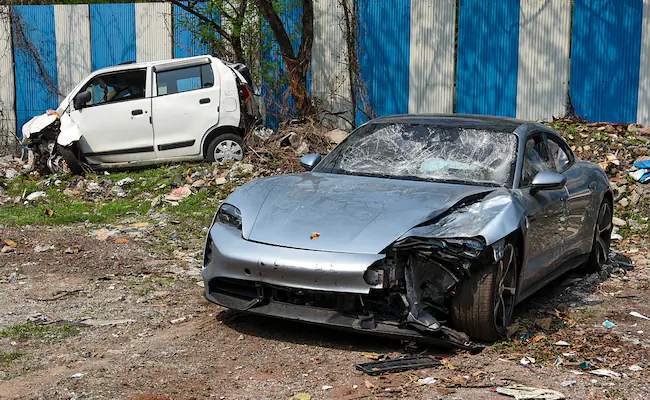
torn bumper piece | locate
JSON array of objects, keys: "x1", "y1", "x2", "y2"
[{"x1": 202, "y1": 224, "x2": 483, "y2": 351}]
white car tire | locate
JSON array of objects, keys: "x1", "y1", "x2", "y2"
[{"x1": 206, "y1": 133, "x2": 244, "y2": 164}]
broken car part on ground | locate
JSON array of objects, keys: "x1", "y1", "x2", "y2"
[
  {"x1": 21, "y1": 55, "x2": 261, "y2": 175},
  {"x1": 202, "y1": 114, "x2": 613, "y2": 347}
]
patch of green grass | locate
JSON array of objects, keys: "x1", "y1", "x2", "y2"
[
  {"x1": 0, "y1": 351, "x2": 24, "y2": 366},
  {"x1": 133, "y1": 276, "x2": 177, "y2": 296},
  {"x1": 0, "y1": 324, "x2": 80, "y2": 341}
]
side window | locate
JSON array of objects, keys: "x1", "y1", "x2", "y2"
[
  {"x1": 520, "y1": 134, "x2": 555, "y2": 187},
  {"x1": 546, "y1": 136, "x2": 572, "y2": 172},
  {"x1": 156, "y1": 64, "x2": 214, "y2": 96},
  {"x1": 79, "y1": 70, "x2": 146, "y2": 107}
]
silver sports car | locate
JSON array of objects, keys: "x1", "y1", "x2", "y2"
[{"x1": 202, "y1": 115, "x2": 612, "y2": 348}]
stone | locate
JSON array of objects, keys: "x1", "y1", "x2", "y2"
[
  {"x1": 191, "y1": 179, "x2": 206, "y2": 188},
  {"x1": 612, "y1": 217, "x2": 626, "y2": 227},
  {"x1": 619, "y1": 198, "x2": 630, "y2": 208},
  {"x1": 630, "y1": 189, "x2": 641, "y2": 205},
  {"x1": 295, "y1": 142, "x2": 310, "y2": 155},
  {"x1": 5, "y1": 168, "x2": 18, "y2": 179},
  {"x1": 86, "y1": 182, "x2": 102, "y2": 194},
  {"x1": 241, "y1": 163, "x2": 254, "y2": 173},
  {"x1": 26, "y1": 191, "x2": 46, "y2": 201},
  {"x1": 117, "y1": 177, "x2": 135, "y2": 187},
  {"x1": 110, "y1": 186, "x2": 126, "y2": 198},
  {"x1": 215, "y1": 177, "x2": 227, "y2": 185}
]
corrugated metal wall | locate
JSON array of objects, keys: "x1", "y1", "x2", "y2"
[
  {"x1": 312, "y1": 0, "x2": 352, "y2": 128},
  {"x1": 90, "y1": 3, "x2": 137, "y2": 70},
  {"x1": 13, "y1": 5, "x2": 59, "y2": 132},
  {"x1": 135, "y1": 2, "x2": 172, "y2": 62},
  {"x1": 570, "y1": 0, "x2": 643, "y2": 123},
  {"x1": 408, "y1": 0, "x2": 455, "y2": 114},
  {"x1": 516, "y1": 0, "x2": 571, "y2": 121},
  {"x1": 638, "y1": 0, "x2": 650, "y2": 127},
  {"x1": 173, "y1": 2, "x2": 209, "y2": 58},
  {"x1": 0, "y1": 7, "x2": 16, "y2": 149},
  {"x1": 54, "y1": 4, "x2": 91, "y2": 98},
  {"x1": 357, "y1": 0, "x2": 410, "y2": 125},
  {"x1": 457, "y1": 0, "x2": 520, "y2": 117}
]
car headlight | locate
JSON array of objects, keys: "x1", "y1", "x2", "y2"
[{"x1": 216, "y1": 203, "x2": 242, "y2": 230}]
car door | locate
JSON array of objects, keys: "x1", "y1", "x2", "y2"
[
  {"x1": 518, "y1": 132, "x2": 569, "y2": 291},
  {"x1": 546, "y1": 133, "x2": 590, "y2": 259},
  {"x1": 151, "y1": 59, "x2": 221, "y2": 158},
  {"x1": 70, "y1": 68, "x2": 155, "y2": 164}
]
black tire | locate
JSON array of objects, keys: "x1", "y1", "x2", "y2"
[
  {"x1": 206, "y1": 133, "x2": 244, "y2": 164},
  {"x1": 57, "y1": 144, "x2": 84, "y2": 175},
  {"x1": 584, "y1": 200, "x2": 613, "y2": 272},
  {"x1": 451, "y1": 243, "x2": 518, "y2": 342}
]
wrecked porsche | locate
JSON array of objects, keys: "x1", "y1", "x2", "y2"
[
  {"x1": 202, "y1": 114, "x2": 612, "y2": 348},
  {"x1": 22, "y1": 55, "x2": 260, "y2": 175}
]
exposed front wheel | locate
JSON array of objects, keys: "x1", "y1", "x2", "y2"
[
  {"x1": 450, "y1": 243, "x2": 518, "y2": 342},
  {"x1": 206, "y1": 133, "x2": 244, "y2": 164},
  {"x1": 584, "y1": 200, "x2": 612, "y2": 272}
]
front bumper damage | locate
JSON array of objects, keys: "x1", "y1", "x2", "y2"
[{"x1": 202, "y1": 223, "x2": 487, "y2": 351}]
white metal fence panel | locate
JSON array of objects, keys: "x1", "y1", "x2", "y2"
[
  {"x1": 312, "y1": 0, "x2": 352, "y2": 129},
  {"x1": 408, "y1": 0, "x2": 455, "y2": 114},
  {"x1": 516, "y1": 0, "x2": 571, "y2": 121},
  {"x1": 54, "y1": 4, "x2": 91, "y2": 99},
  {"x1": 638, "y1": 0, "x2": 650, "y2": 127},
  {"x1": 135, "y1": 2, "x2": 172, "y2": 63},
  {"x1": 0, "y1": 6, "x2": 16, "y2": 151}
]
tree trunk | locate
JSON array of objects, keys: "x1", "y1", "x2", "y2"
[{"x1": 285, "y1": 58, "x2": 313, "y2": 116}]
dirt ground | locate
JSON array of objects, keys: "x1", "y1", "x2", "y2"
[{"x1": 0, "y1": 224, "x2": 649, "y2": 400}]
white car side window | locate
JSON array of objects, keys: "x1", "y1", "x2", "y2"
[
  {"x1": 80, "y1": 70, "x2": 146, "y2": 107},
  {"x1": 156, "y1": 65, "x2": 214, "y2": 96}
]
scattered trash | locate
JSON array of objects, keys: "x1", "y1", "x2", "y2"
[
  {"x1": 520, "y1": 356, "x2": 536, "y2": 365},
  {"x1": 44, "y1": 208, "x2": 55, "y2": 217},
  {"x1": 630, "y1": 311, "x2": 650, "y2": 321},
  {"x1": 559, "y1": 380, "x2": 576, "y2": 387},
  {"x1": 579, "y1": 361, "x2": 590, "y2": 370},
  {"x1": 554, "y1": 340, "x2": 570, "y2": 347},
  {"x1": 90, "y1": 229, "x2": 120, "y2": 241},
  {"x1": 287, "y1": 394, "x2": 311, "y2": 400},
  {"x1": 116, "y1": 177, "x2": 134, "y2": 186},
  {"x1": 34, "y1": 244, "x2": 55, "y2": 252},
  {"x1": 321, "y1": 385, "x2": 333, "y2": 390},
  {"x1": 165, "y1": 186, "x2": 192, "y2": 201},
  {"x1": 26, "y1": 191, "x2": 46, "y2": 201},
  {"x1": 629, "y1": 160, "x2": 650, "y2": 183},
  {"x1": 417, "y1": 377, "x2": 438, "y2": 385},
  {"x1": 78, "y1": 319, "x2": 136, "y2": 327},
  {"x1": 115, "y1": 238, "x2": 130, "y2": 244},
  {"x1": 602, "y1": 320, "x2": 616, "y2": 329},
  {"x1": 5, "y1": 168, "x2": 18, "y2": 179},
  {"x1": 3, "y1": 239, "x2": 17, "y2": 248},
  {"x1": 553, "y1": 356, "x2": 563, "y2": 367},
  {"x1": 360, "y1": 352, "x2": 387, "y2": 361},
  {"x1": 496, "y1": 385, "x2": 565, "y2": 400},
  {"x1": 629, "y1": 365, "x2": 642, "y2": 371},
  {"x1": 215, "y1": 177, "x2": 227, "y2": 185},
  {"x1": 589, "y1": 369, "x2": 621, "y2": 378},
  {"x1": 355, "y1": 355, "x2": 443, "y2": 376},
  {"x1": 170, "y1": 316, "x2": 187, "y2": 324},
  {"x1": 151, "y1": 195, "x2": 162, "y2": 208},
  {"x1": 70, "y1": 373, "x2": 86, "y2": 379}
]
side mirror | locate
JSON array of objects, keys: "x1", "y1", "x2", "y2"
[
  {"x1": 73, "y1": 90, "x2": 91, "y2": 109},
  {"x1": 531, "y1": 171, "x2": 566, "y2": 193},
  {"x1": 299, "y1": 153, "x2": 321, "y2": 170}
]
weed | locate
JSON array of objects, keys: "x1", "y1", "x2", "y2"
[
  {"x1": 0, "y1": 324, "x2": 80, "y2": 341},
  {"x1": 0, "y1": 351, "x2": 24, "y2": 366}
]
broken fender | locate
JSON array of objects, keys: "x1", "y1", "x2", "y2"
[{"x1": 57, "y1": 113, "x2": 83, "y2": 147}]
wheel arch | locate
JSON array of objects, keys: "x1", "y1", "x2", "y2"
[{"x1": 201, "y1": 125, "x2": 244, "y2": 158}]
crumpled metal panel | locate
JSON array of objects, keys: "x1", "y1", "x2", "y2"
[
  {"x1": 570, "y1": 0, "x2": 643, "y2": 123},
  {"x1": 456, "y1": 0, "x2": 520, "y2": 117},
  {"x1": 54, "y1": 4, "x2": 91, "y2": 99},
  {"x1": 312, "y1": 0, "x2": 353, "y2": 129},
  {"x1": 357, "y1": 0, "x2": 410, "y2": 125},
  {"x1": 13, "y1": 5, "x2": 59, "y2": 134},
  {"x1": 0, "y1": 6, "x2": 16, "y2": 146},
  {"x1": 408, "y1": 0, "x2": 455, "y2": 114},
  {"x1": 90, "y1": 3, "x2": 136, "y2": 70},
  {"x1": 516, "y1": 0, "x2": 571, "y2": 121},
  {"x1": 638, "y1": 0, "x2": 650, "y2": 127},
  {"x1": 136, "y1": 2, "x2": 172, "y2": 63}
]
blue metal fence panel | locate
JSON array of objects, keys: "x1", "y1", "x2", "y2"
[
  {"x1": 13, "y1": 5, "x2": 59, "y2": 134},
  {"x1": 173, "y1": 2, "x2": 210, "y2": 58},
  {"x1": 90, "y1": 3, "x2": 136, "y2": 70},
  {"x1": 571, "y1": 0, "x2": 643, "y2": 123},
  {"x1": 357, "y1": 0, "x2": 410, "y2": 125},
  {"x1": 456, "y1": 0, "x2": 520, "y2": 117}
]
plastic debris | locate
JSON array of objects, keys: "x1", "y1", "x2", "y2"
[
  {"x1": 165, "y1": 186, "x2": 192, "y2": 201},
  {"x1": 629, "y1": 160, "x2": 650, "y2": 183},
  {"x1": 559, "y1": 381, "x2": 576, "y2": 387},
  {"x1": 116, "y1": 177, "x2": 135, "y2": 186},
  {"x1": 630, "y1": 311, "x2": 650, "y2": 321},
  {"x1": 360, "y1": 352, "x2": 387, "y2": 361},
  {"x1": 90, "y1": 229, "x2": 120, "y2": 241},
  {"x1": 496, "y1": 384, "x2": 565, "y2": 400},
  {"x1": 602, "y1": 320, "x2": 616, "y2": 329},
  {"x1": 70, "y1": 373, "x2": 86, "y2": 379},
  {"x1": 589, "y1": 369, "x2": 621, "y2": 378},
  {"x1": 287, "y1": 394, "x2": 311, "y2": 400},
  {"x1": 579, "y1": 361, "x2": 590, "y2": 370},
  {"x1": 629, "y1": 365, "x2": 642, "y2": 371},
  {"x1": 520, "y1": 356, "x2": 535, "y2": 365},
  {"x1": 417, "y1": 377, "x2": 438, "y2": 385},
  {"x1": 554, "y1": 341, "x2": 570, "y2": 347},
  {"x1": 355, "y1": 355, "x2": 442, "y2": 375},
  {"x1": 26, "y1": 191, "x2": 46, "y2": 201},
  {"x1": 321, "y1": 385, "x2": 333, "y2": 390},
  {"x1": 553, "y1": 356, "x2": 563, "y2": 367},
  {"x1": 34, "y1": 244, "x2": 55, "y2": 252}
]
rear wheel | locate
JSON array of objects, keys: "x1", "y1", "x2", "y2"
[
  {"x1": 206, "y1": 133, "x2": 244, "y2": 164},
  {"x1": 584, "y1": 200, "x2": 613, "y2": 272},
  {"x1": 451, "y1": 243, "x2": 517, "y2": 342}
]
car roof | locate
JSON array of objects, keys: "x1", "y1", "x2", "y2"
[
  {"x1": 370, "y1": 113, "x2": 541, "y2": 136},
  {"x1": 91, "y1": 55, "x2": 214, "y2": 75}
]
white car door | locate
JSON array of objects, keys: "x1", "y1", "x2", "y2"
[
  {"x1": 151, "y1": 58, "x2": 221, "y2": 158},
  {"x1": 70, "y1": 68, "x2": 155, "y2": 164}
]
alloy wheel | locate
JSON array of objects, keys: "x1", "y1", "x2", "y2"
[
  {"x1": 594, "y1": 202, "x2": 613, "y2": 267},
  {"x1": 494, "y1": 243, "x2": 517, "y2": 336},
  {"x1": 213, "y1": 139, "x2": 243, "y2": 163}
]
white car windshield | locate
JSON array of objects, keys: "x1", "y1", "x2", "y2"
[{"x1": 315, "y1": 123, "x2": 518, "y2": 187}]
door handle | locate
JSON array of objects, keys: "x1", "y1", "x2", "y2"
[
  {"x1": 199, "y1": 98, "x2": 211, "y2": 104},
  {"x1": 132, "y1": 109, "x2": 143, "y2": 116}
]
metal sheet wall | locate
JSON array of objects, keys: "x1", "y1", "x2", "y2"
[
  {"x1": 408, "y1": 0, "x2": 455, "y2": 114},
  {"x1": 136, "y1": 2, "x2": 172, "y2": 62},
  {"x1": 173, "y1": 2, "x2": 209, "y2": 58},
  {"x1": 312, "y1": 0, "x2": 352, "y2": 128},
  {"x1": 638, "y1": 0, "x2": 650, "y2": 127},
  {"x1": 571, "y1": 0, "x2": 643, "y2": 123},
  {"x1": 516, "y1": 0, "x2": 571, "y2": 121},
  {"x1": 357, "y1": 0, "x2": 410, "y2": 125},
  {"x1": 54, "y1": 5, "x2": 91, "y2": 99},
  {"x1": 457, "y1": 0, "x2": 520, "y2": 117},
  {"x1": 90, "y1": 3, "x2": 136, "y2": 70},
  {"x1": 13, "y1": 5, "x2": 59, "y2": 134},
  {"x1": 0, "y1": 7, "x2": 16, "y2": 147}
]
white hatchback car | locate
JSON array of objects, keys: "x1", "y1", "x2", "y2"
[{"x1": 22, "y1": 55, "x2": 260, "y2": 174}]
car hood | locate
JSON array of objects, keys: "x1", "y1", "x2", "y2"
[{"x1": 242, "y1": 173, "x2": 493, "y2": 254}]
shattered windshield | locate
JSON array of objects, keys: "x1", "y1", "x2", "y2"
[{"x1": 314, "y1": 123, "x2": 518, "y2": 187}]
